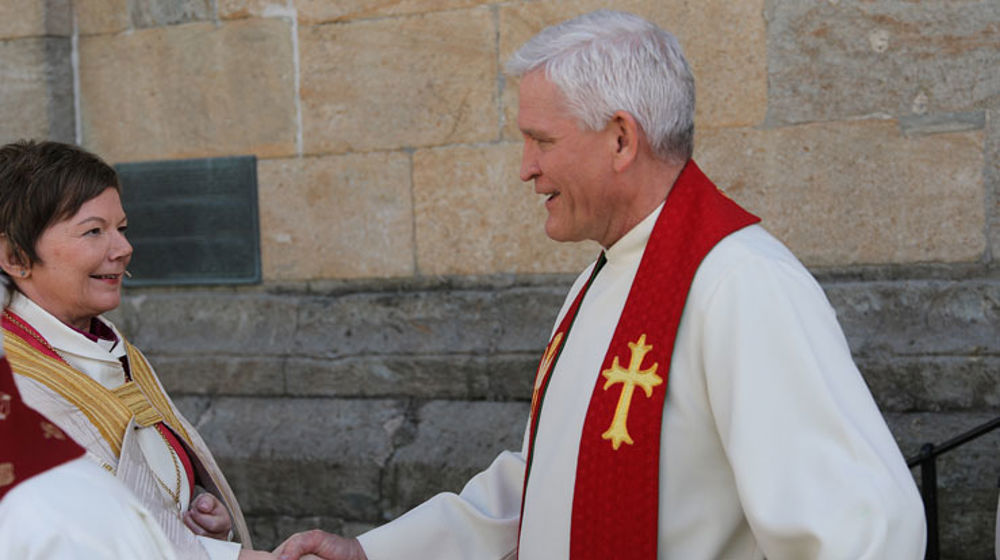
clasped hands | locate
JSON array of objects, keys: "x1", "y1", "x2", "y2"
[
  {"x1": 186, "y1": 494, "x2": 361, "y2": 560},
  {"x1": 237, "y1": 530, "x2": 365, "y2": 560}
]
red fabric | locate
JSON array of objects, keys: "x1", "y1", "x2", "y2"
[
  {"x1": 2, "y1": 311, "x2": 63, "y2": 361},
  {"x1": 0, "y1": 354, "x2": 85, "y2": 500},
  {"x1": 517, "y1": 251, "x2": 606, "y2": 550},
  {"x1": 156, "y1": 423, "x2": 196, "y2": 502},
  {"x1": 3, "y1": 310, "x2": 198, "y2": 499},
  {"x1": 568, "y1": 160, "x2": 759, "y2": 558}
]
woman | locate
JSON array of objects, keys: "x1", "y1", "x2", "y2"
[{"x1": 0, "y1": 140, "x2": 266, "y2": 560}]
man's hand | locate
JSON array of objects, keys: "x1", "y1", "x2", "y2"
[
  {"x1": 238, "y1": 551, "x2": 277, "y2": 560},
  {"x1": 274, "y1": 530, "x2": 367, "y2": 560},
  {"x1": 183, "y1": 493, "x2": 232, "y2": 540},
  {"x1": 239, "y1": 551, "x2": 324, "y2": 560}
]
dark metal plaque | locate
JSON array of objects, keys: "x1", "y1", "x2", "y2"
[{"x1": 115, "y1": 156, "x2": 260, "y2": 285}]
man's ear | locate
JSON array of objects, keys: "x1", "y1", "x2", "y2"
[
  {"x1": 0, "y1": 235, "x2": 27, "y2": 279},
  {"x1": 610, "y1": 111, "x2": 641, "y2": 172}
]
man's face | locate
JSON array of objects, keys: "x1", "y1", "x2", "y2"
[{"x1": 517, "y1": 70, "x2": 620, "y2": 247}]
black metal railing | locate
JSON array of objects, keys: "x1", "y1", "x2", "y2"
[{"x1": 906, "y1": 415, "x2": 1000, "y2": 560}]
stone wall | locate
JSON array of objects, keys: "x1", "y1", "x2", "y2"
[{"x1": 2, "y1": 0, "x2": 999, "y2": 557}]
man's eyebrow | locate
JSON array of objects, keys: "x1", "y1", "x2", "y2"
[{"x1": 520, "y1": 128, "x2": 552, "y2": 139}]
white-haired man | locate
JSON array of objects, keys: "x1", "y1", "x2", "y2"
[{"x1": 277, "y1": 10, "x2": 926, "y2": 559}]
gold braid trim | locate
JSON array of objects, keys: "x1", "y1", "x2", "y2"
[
  {"x1": 3, "y1": 333, "x2": 129, "y2": 456},
  {"x1": 124, "y1": 342, "x2": 192, "y2": 446},
  {"x1": 2, "y1": 323, "x2": 192, "y2": 457}
]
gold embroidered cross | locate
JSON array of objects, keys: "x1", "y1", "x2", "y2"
[
  {"x1": 600, "y1": 334, "x2": 663, "y2": 450},
  {"x1": 531, "y1": 332, "x2": 564, "y2": 418}
]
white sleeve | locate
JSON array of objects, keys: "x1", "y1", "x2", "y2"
[
  {"x1": 700, "y1": 254, "x2": 926, "y2": 559},
  {"x1": 0, "y1": 459, "x2": 178, "y2": 560},
  {"x1": 199, "y1": 535, "x2": 242, "y2": 560},
  {"x1": 357, "y1": 449, "x2": 524, "y2": 560}
]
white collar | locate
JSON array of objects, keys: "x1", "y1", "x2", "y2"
[
  {"x1": 7, "y1": 291, "x2": 124, "y2": 364},
  {"x1": 604, "y1": 201, "x2": 665, "y2": 267}
]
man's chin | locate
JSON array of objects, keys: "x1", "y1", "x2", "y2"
[{"x1": 544, "y1": 225, "x2": 583, "y2": 244}]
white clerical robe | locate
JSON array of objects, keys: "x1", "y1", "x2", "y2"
[
  {"x1": 358, "y1": 204, "x2": 926, "y2": 559},
  {"x1": 0, "y1": 457, "x2": 178, "y2": 559},
  {"x1": 7, "y1": 292, "x2": 242, "y2": 560}
]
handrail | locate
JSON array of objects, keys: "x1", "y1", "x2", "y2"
[{"x1": 906, "y1": 415, "x2": 1000, "y2": 560}]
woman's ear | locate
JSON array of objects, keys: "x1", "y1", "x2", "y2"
[
  {"x1": 0, "y1": 236, "x2": 28, "y2": 279},
  {"x1": 610, "y1": 111, "x2": 641, "y2": 172}
]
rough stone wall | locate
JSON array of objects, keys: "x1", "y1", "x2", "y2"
[{"x1": 1, "y1": 0, "x2": 999, "y2": 557}]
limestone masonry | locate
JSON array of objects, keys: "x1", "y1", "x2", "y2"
[{"x1": 2, "y1": 0, "x2": 998, "y2": 556}]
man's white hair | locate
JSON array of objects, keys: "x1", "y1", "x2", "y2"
[{"x1": 506, "y1": 10, "x2": 695, "y2": 165}]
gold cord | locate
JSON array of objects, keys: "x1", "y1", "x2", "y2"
[
  {"x1": 151, "y1": 427, "x2": 183, "y2": 510},
  {"x1": 4, "y1": 311, "x2": 56, "y2": 353}
]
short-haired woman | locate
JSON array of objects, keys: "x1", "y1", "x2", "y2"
[{"x1": 0, "y1": 139, "x2": 266, "y2": 559}]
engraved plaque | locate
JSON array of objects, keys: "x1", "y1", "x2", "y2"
[{"x1": 116, "y1": 156, "x2": 260, "y2": 285}]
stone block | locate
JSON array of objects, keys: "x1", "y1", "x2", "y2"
[
  {"x1": 179, "y1": 396, "x2": 406, "y2": 517},
  {"x1": 498, "y1": 0, "x2": 767, "y2": 140},
  {"x1": 216, "y1": 0, "x2": 279, "y2": 20},
  {"x1": 767, "y1": 0, "x2": 1000, "y2": 125},
  {"x1": 382, "y1": 400, "x2": 528, "y2": 516},
  {"x1": 887, "y1": 411, "x2": 1000, "y2": 559},
  {"x1": 988, "y1": 109, "x2": 999, "y2": 262},
  {"x1": 413, "y1": 142, "x2": 598, "y2": 275},
  {"x1": 114, "y1": 291, "x2": 301, "y2": 355},
  {"x1": 75, "y1": 0, "x2": 130, "y2": 35},
  {"x1": 0, "y1": 37, "x2": 74, "y2": 144},
  {"x1": 695, "y1": 121, "x2": 986, "y2": 266},
  {"x1": 299, "y1": 9, "x2": 497, "y2": 154},
  {"x1": 860, "y1": 356, "x2": 1000, "y2": 413},
  {"x1": 888, "y1": 412, "x2": 1000, "y2": 486},
  {"x1": 147, "y1": 355, "x2": 286, "y2": 396},
  {"x1": 258, "y1": 154, "x2": 414, "y2": 280},
  {"x1": 294, "y1": 0, "x2": 492, "y2": 25},
  {"x1": 290, "y1": 280, "x2": 569, "y2": 359},
  {"x1": 824, "y1": 280, "x2": 1000, "y2": 358},
  {"x1": 293, "y1": 290, "x2": 508, "y2": 357},
  {"x1": 284, "y1": 354, "x2": 538, "y2": 401},
  {"x1": 129, "y1": 0, "x2": 212, "y2": 28},
  {"x1": 78, "y1": 19, "x2": 297, "y2": 163},
  {"x1": 0, "y1": 0, "x2": 71, "y2": 38}
]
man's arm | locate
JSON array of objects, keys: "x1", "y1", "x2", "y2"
[
  {"x1": 699, "y1": 245, "x2": 926, "y2": 558},
  {"x1": 275, "y1": 531, "x2": 366, "y2": 560},
  {"x1": 276, "y1": 449, "x2": 524, "y2": 560}
]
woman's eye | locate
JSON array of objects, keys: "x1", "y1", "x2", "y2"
[
  {"x1": 85, "y1": 228, "x2": 101, "y2": 236},
  {"x1": 118, "y1": 225, "x2": 128, "y2": 233}
]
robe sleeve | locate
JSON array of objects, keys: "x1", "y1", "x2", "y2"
[
  {"x1": 0, "y1": 458, "x2": 178, "y2": 560},
  {"x1": 357, "y1": 449, "x2": 524, "y2": 560},
  {"x1": 198, "y1": 535, "x2": 241, "y2": 560},
  {"x1": 698, "y1": 251, "x2": 926, "y2": 559}
]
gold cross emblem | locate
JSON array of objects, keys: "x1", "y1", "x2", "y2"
[
  {"x1": 531, "y1": 332, "x2": 564, "y2": 418},
  {"x1": 40, "y1": 421, "x2": 66, "y2": 440},
  {"x1": 0, "y1": 462, "x2": 13, "y2": 487},
  {"x1": 600, "y1": 334, "x2": 663, "y2": 450}
]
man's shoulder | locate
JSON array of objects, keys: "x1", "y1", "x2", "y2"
[
  {"x1": 704, "y1": 224, "x2": 800, "y2": 268},
  {"x1": 690, "y1": 224, "x2": 821, "y2": 301}
]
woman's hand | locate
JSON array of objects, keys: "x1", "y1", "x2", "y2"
[{"x1": 183, "y1": 492, "x2": 232, "y2": 540}]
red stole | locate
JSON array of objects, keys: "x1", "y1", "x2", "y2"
[
  {"x1": 520, "y1": 160, "x2": 760, "y2": 557},
  {"x1": 0, "y1": 354, "x2": 85, "y2": 500}
]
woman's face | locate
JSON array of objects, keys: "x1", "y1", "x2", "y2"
[{"x1": 18, "y1": 188, "x2": 132, "y2": 330}]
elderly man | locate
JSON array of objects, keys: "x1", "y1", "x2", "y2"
[{"x1": 277, "y1": 10, "x2": 926, "y2": 559}]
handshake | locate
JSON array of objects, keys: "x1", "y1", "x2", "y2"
[{"x1": 240, "y1": 531, "x2": 366, "y2": 560}]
